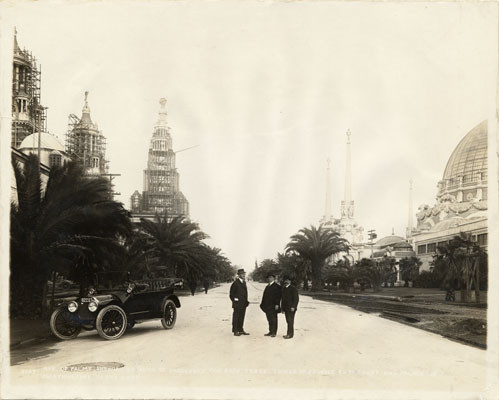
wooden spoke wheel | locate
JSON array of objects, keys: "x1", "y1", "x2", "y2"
[
  {"x1": 96, "y1": 305, "x2": 127, "y2": 340},
  {"x1": 50, "y1": 307, "x2": 81, "y2": 340},
  {"x1": 161, "y1": 298, "x2": 177, "y2": 329}
]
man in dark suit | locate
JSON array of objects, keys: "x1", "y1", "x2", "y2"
[
  {"x1": 229, "y1": 269, "x2": 250, "y2": 336},
  {"x1": 259, "y1": 273, "x2": 281, "y2": 337},
  {"x1": 281, "y1": 276, "x2": 299, "y2": 339}
]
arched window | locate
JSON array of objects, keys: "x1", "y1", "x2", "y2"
[{"x1": 49, "y1": 153, "x2": 62, "y2": 168}]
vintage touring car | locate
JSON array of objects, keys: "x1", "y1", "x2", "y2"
[{"x1": 49, "y1": 272, "x2": 181, "y2": 340}]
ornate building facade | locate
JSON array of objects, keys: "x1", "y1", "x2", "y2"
[
  {"x1": 411, "y1": 120, "x2": 488, "y2": 270},
  {"x1": 65, "y1": 92, "x2": 108, "y2": 177},
  {"x1": 130, "y1": 98, "x2": 189, "y2": 220},
  {"x1": 11, "y1": 31, "x2": 46, "y2": 149}
]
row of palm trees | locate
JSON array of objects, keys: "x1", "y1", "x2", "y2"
[
  {"x1": 10, "y1": 155, "x2": 235, "y2": 317},
  {"x1": 251, "y1": 225, "x2": 350, "y2": 291},
  {"x1": 251, "y1": 225, "x2": 487, "y2": 303}
]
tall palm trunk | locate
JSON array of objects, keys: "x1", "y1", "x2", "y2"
[{"x1": 311, "y1": 258, "x2": 324, "y2": 292}]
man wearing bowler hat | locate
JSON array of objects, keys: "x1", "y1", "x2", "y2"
[
  {"x1": 281, "y1": 276, "x2": 299, "y2": 339},
  {"x1": 229, "y1": 268, "x2": 250, "y2": 336},
  {"x1": 260, "y1": 273, "x2": 281, "y2": 337}
]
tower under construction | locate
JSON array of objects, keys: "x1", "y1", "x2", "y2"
[
  {"x1": 65, "y1": 92, "x2": 108, "y2": 177},
  {"x1": 130, "y1": 98, "x2": 189, "y2": 219},
  {"x1": 11, "y1": 30, "x2": 46, "y2": 148}
]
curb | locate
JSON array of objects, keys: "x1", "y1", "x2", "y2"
[
  {"x1": 304, "y1": 291, "x2": 403, "y2": 302},
  {"x1": 379, "y1": 313, "x2": 486, "y2": 350},
  {"x1": 10, "y1": 334, "x2": 52, "y2": 350}
]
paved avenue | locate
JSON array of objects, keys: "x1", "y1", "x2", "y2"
[{"x1": 4, "y1": 282, "x2": 490, "y2": 399}]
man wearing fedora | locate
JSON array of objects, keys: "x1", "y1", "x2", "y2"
[
  {"x1": 281, "y1": 276, "x2": 299, "y2": 339},
  {"x1": 259, "y1": 273, "x2": 281, "y2": 337},
  {"x1": 229, "y1": 268, "x2": 250, "y2": 336}
]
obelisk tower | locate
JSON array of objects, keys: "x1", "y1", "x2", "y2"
[{"x1": 341, "y1": 129, "x2": 354, "y2": 219}]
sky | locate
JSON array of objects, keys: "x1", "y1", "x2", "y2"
[{"x1": 2, "y1": 1, "x2": 497, "y2": 269}]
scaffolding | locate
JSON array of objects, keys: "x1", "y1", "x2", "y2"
[
  {"x1": 11, "y1": 40, "x2": 46, "y2": 148},
  {"x1": 65, "y1": 113, "x2": 108, "y2": 176}
]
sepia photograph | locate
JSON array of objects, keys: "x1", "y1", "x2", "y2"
[{"x1": 0, "y1": 1, "x2": 498, "y2": 399}]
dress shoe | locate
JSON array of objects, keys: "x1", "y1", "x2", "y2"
[
  {"x1": 234, "y1": 332, "x2": 241, "y2": 336},
  {"x1": 283, "y1": 335, "x2": 293, "y2": 339},
  {"x1": 264, "y1": 333, "x2": 272, "y2": 336},
  {"x1": 270, "y1": 334, "x2": 276, "y2": 337},
  {"x1": 240, "y1": 331, "x2": 250, "y2": 335}
]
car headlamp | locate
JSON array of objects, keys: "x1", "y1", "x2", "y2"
[
  {"x1": 68, "y1": 301, "x2": 78, "y2": 312},
  {"x1": 88, "y1": 301, "x2": 98, "y2": 312}
]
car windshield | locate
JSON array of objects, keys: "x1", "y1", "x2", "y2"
[{"x1": 94, "y1": 271, "x2": 130, "y2": 290}]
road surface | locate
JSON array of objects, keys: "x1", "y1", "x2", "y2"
[{"x1": 3, "y1": 282, "x2": 493, "y2": 399}]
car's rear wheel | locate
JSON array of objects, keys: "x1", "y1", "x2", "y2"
[
  {"x1": 96, "y1": 305, "x2": 127, "y2": 340},
  {"x1": 161, "y1": 298, "x2": 177, "y2": 329},
  {"x1": 50, "y1": 307, "x2": 81, "y2": 340}
]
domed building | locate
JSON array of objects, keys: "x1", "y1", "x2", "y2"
[
  {"x1": 18, "y1": 132, "x2": 70, "y2": 168},
  {"x1": 11, "y1": 132, "x2": 70, "y2": 204},
  {"x1": 372, "y1": 234, "x2": 416, "y2": 285},
  {"x1": 411, "y1": 120, "x2": 488, "y2": 270}
]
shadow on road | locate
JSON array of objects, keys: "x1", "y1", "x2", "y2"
[{"x1": 10, "y1": 340, "x2": 60, "y2": 366}]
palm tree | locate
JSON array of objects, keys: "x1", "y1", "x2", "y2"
[
  {"x1": 251, "y1": 258, "x2": 280, "y2": 282},
  {"x1": 286, "y1": 225, "x2": 349, "y2": 291},
  {"x1": 324, "y1": 257, "x2": 355, "y2": 290},
  {"x1": 354, "y1": 256, "x2": 397, "y2": 292},
  {"x1": 139, "y1": 213, "x2": 215, "y2": 292},
  {"x1": 276, "y1": 252, "x2": 310, "y2": 288},
  {"x1": 207, "y1": 247, "x2": 235, "y2": 282},
  {"x1": 434, "y1": 233, "x2": 487, "y2": 303},
  {"x1": 399, "y1": 256, "x2": 422, "y2": 286},
  {"x1": 10, "y1": 155, "x2": 131, "y2": 317}
]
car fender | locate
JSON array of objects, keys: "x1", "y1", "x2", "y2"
[
  {"x1": 166, "y1": 294, "x2": 181, "y2": 308},
  {"x1": 94, "y1": 294, "x2": 119, "y2": 307}
]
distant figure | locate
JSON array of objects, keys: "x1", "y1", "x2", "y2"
[
  {"x1": 229, "y1": 269, "x2": 250, "y2": 336},
  {"x1": 188, "y1": 280, "x2": 197, "y2": 296},
  {"x1": 203, "y1": 278, "x2": 210, "y2": 294},
  {"x1": 281, "y1": 276, "x2": 299, "y2": 339},
  {"x1": 260, "y1": 273, "x2": 281, "y2": 337}
]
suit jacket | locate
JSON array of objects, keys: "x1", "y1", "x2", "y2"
[
  {"x1": 260, "y1": 282, "x2": 282, "y2": 313},
  {"x1": 281, "y1": 284, "x2": 299, "y2": 312},
  {"x1": 229, "y1": 278, "x2": 249, "y2": 309}
]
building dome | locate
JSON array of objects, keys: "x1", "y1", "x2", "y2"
[
  {"x1": 19, "y1": 132, "x2": 65, "y2": 152},
  {"x1": 376, "y1": 235, "x2": 406, "y2": 247},
  {"x1": 442, "y1": 120, "x2": 487, "y2": 187}
]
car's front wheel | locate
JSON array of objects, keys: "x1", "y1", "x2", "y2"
[
  {"x1": 161, "y1": 298, "x2": 177, "y2": 329},
  {"x1": 50, "y1": 307, "x2": 81, "y2": 340},
  {"x1": 96, "y1": 305, "x2": 127, "y2": 340}
]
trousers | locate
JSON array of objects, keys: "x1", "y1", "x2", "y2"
[
  {"x1": 232, "y1": 307, "x2": 246, "y2": 333},
  {"x1": 284, "y1": 311, "x2": 296, "y2": 337},
  {"x1": 265, "y1": 311, "x2": 278, "y2": 335}
]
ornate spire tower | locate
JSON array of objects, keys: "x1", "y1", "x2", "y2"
[
  {"x1": 340, "y1": 129, "x2": 354, "y2": 219},
  {"x1": 338, "y1": 129, "x2": 363, "y2": 245},
  {"x1": 66, "y1": 91, "x2": 108, "y2": 176},
  {"x1": 130, "y1": 98, "x2": 189, "y2": 218},
  {"x1": 11, "y1": 28, "x2": 46, "y2": 148}
]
